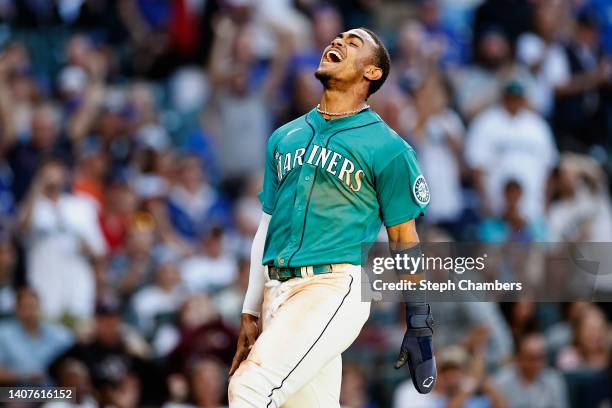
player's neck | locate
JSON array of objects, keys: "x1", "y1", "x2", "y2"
[{"x1": 318, "y1": 89, "x2": 368, "y2": 120}]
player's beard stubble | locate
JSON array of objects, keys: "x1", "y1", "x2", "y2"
[{"x1": 314, "y1": 69, "x2": 332, "y2": 89}]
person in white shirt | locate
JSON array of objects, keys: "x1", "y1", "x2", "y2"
[
  {"x1": 130, "y1": 261, "x2": 188, "y2": 339},
  {"x1": 465, "y1": 80, "x2": 558, "y2": 221},
  {"x1": 515, "y1": 1, "x2": 569, "y2": 117},
  {"x1": 19, "y1": 160, "x2": 107, "y2": 320},
  {"x1": 547, "y1": 154, "x2": 612, "y2": 293},
  {"x1": 180, "y1": 226, "x2": 238, "y2": 293},
  {"x1": 547, "y1": 154, "x2": 612, "y2": 242}
]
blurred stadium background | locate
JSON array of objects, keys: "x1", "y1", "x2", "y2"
[{"x1": 0, "y1": 0, "x2": 611, "y2": 407}]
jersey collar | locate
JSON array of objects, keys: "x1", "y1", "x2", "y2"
[{"x1": 307, "y1": 107, "x2": 381, "y2": 132}]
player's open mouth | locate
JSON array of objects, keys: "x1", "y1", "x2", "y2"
[{"x1": 326, "y1": 49, "x2": 344, "y2": 63}]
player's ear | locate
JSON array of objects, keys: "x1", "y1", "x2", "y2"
[{"x1": 364, "y1": 65, "x2": 382, "y2": 82}]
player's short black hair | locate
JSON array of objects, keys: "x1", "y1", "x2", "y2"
[{"x1": 359, "y1": 28, "x2": 390, "y2": 97}]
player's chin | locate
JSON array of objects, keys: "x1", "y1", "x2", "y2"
[{"x1": 315, "y1": 63, "x2": 337, "y2": 81}]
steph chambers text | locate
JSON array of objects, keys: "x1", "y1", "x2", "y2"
[{"x1": 372, "y1": 279, "x2": 523, "y2": 292}]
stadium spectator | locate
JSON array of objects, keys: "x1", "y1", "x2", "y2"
[
  {"x1": 501, "y1": 302, "x2": 539, "y2": 348},
  {"x1": 60, "y1": 35, "x2": 106, "y2": 134},
  {"x1": 494, "y1": 333, "x2": 569, "y2": 408},
  {"x1": 180, "y1": 226, "x2": 238, "y2": 293},
  {"x1": 99, "y1": 178, "x2": 138, "y2": 253},
  {"x1": 213, "y1": 258, "x2": 250, "y2": 329},
  {"x1": 517, "y1": 2, "x2": 612, "y2": 146},
  {"x1": 97, "y1": 372, "x2": 141, "y2": 408},
  {"x1": 545, "y1": 302, "x2": 595, "y2": 361},
  {"x1": 465, "y1": 80, "x2": 558, "y2": 219},
  {"x1": 163, "y1": 356, "x2": 228, "y2": 408},
  {"x1": 234, "y1": 174, "x2": 265, "y2": 246},
  {"x1": 0, "y1": 288, "x2": 73, "y2": 386},
  {"x1": 432, "y1": 302, "x2": 513, "y2": 369},
  {"x1": 107, "y1": 222, "x2": 157, "y2": 300},
  {"x1": 0, "y1": 237, "x2": 16, "y2": 317},
  {"x1": 41, "y1": 358, "x2": 98, "y2": 408},
  {"x1": 167, "y1": 295, "x2": 237, "y2": 374},
  {"x1": 473, "y1": 0, "x2": 533, "y2": 46},
  {"x1": 167, "y1": 155, "x2": 223, "y2": 243},
  {"x1": 189, "y1": 357, "x2": 227, "y2": 408},
  {"x1": 552, "y1": 10, "x2": 612, "y2": 151},
  {"x1": 340, "y1": 363, "x2": 378, "y2": 408},
  {"x1": 479, "y1": 180, "x2": 548, "y2": 242},
  {"x1": 393, "y1": 345, "x2": 506, "y2": 408},
  {"x1": 6, "y1": 103, "x2": 73, "y2": 203},
  {"x1": 19, "y1": 160, "x2": 106, "y2": 320},
  {"x1": 72, "y1": 142, "x2": 109, "y2": 211},
  {"x1": 50, "y1": 298, "x2": 165, "y2": 406},
  {"x1": 416, "y1": 0, "x2": 468, "y2": 69},
  {"x1": 130, "y1": 261, "x2": 187, "y2": 340},
  {"x1": 557, "y1": 307, "x2": 610, "y2": 372},
  {"x1": 207, "y1": 17, "x2": 290, "y2": 184},
  {"x1": 547, "y1": 153, "x2": 612, "y2": 242},
  {"x1": 408, "y1": 72, "x2": 465, "y2": 232},
  {"x1": 393, "y1": 20, "x2": 433, "y2": 95},
  {"x1": 0, "y1": 42, "x2": 36, "y2": 145},
  {"x1": 515, "y1": 0, "x2": 568, "y2": 117},
  {"x1": 452, "y1": 28, "x2": 538, "y2": 121}
]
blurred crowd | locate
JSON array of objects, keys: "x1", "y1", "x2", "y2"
[{"x1": 0, "y1": 0, "x2": 611, "y2": 407}]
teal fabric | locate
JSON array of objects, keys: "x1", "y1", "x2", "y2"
[{"x1": 260, "y1": 108, "x2": 428, "y2": 267}]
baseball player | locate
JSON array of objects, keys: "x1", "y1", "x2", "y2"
[{"x1": 228, "y1": 27, "x2": 436, "y2": 407}]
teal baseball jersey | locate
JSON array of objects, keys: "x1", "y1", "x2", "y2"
[{"x1": 260, "y1": 108, "x2": 429, "y2": 267}]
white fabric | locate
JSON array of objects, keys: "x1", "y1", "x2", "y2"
[
  {"x1": 517, "y1": 33, "x2": 571, "y2": 86},
  {"x1": 180, "y1": 255, "x2": 238, "y2": 292},
  {"x1": 547, "y1": 186, "x2": 612, "y2": 242},
  {"x1": 241, "y1": 212, "x2": 270, "y2": 317},
  {"x1": 229, "y1": 265, "x2": 370, "y2": 408},
  {"x1": 516, "y1": 33, "x2": 570, "y2": 115},
  {"x1": 547, "y1": 187, "x2": 612, "y2": 290},
  {"x1": 131, "y1": 284, "x2": 188, "y2": 334},
  {"x1": 465, "y1": 106, "x2": 558, "y2": 219},
  {"x1": 26, "y1": 194, "x2": 107, "y2": 319},
  {"x1": 392, "y1": 380, "x2": 438, "y2": 408}
]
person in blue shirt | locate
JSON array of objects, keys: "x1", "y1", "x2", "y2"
[{"x1": 0, "y1": 287, "x2": 73, "y2": 385}]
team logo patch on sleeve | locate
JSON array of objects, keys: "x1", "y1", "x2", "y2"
[{"x1": 413, "y1": 175, "x2": 430, "y2": 205}]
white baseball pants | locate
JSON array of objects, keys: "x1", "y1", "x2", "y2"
[{"x1": 228, "y1": 264, "x2": 370, "y2": 408}]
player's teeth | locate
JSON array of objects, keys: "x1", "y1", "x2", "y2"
[{"x1": 329, "y1": 50, "x2": 342, "y2": 62}]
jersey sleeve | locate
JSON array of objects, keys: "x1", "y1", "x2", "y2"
[
  {"x1": 375, "y1": 148, "x2": 429, "y2": 226},
  {"x1": 259, "y1": 135, "x2": 279, "y2": 215}
]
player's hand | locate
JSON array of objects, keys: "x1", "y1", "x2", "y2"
[
  {"x1": 394, "y1": 303, "x2": 436, "y2": 394},
  {"x1": 229, "y1": 313, "x2": 260, "y2": 376}
]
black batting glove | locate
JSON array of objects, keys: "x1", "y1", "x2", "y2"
[{"x1": 394, "y1": 303, "x2": 436, "y2": 394}]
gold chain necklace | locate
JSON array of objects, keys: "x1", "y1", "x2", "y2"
[{"x1": 316, "y1": 104, "x2": 370, "y2": 117}]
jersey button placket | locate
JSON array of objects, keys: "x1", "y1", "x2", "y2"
[{"x1": 283, "y1": 146, "x2": 316, "y2": 265}]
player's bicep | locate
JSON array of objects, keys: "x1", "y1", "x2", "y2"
[
  {"x1": 386, "y1": 219, "x2": 419, "y2": 245},
  {"x1": 259, "y1": 139, "x2": 279, "y2": 215},
  {"x1": 376, "y1": 149, "x2": 429, "y2": 226}
]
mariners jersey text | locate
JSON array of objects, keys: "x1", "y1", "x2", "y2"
[{"x1": 276, "y1": 144, "x2": 365, "y2": 192}]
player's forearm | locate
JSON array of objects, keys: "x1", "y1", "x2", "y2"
[
  {"x1": 242, "y1": 212, "x2": 271, "y2": 317},
  {"x1": 387, "y1": 220, "x2": 425, "y2": 300}
]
